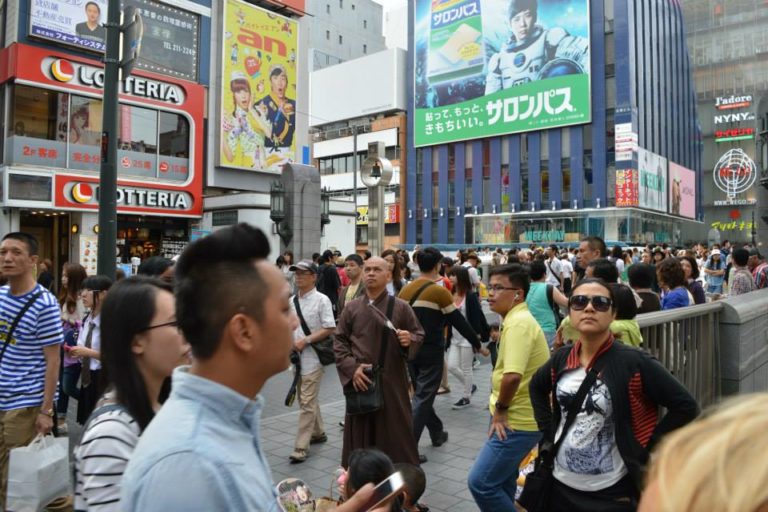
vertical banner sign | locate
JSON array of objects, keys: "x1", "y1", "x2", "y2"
[
  {"x1": 615, "y1": 169, "x2": 638, "y2": 207},
  {"x1": 668, "y1": 162, "x2": 696, "y2": 219},
  {"x1": 220, "y1": 0, "x2": 298, "y2": 173},
  {"x1": 413, "y1": 0, "x2": 591, "y2": 147},
  {"x1": 637, "y1": 148, "x2": 668, "y2": 213}
]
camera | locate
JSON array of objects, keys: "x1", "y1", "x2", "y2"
[
  {"x1": 290, "y1": 350, "x2": 301, "y2": 366},
  {"x1": 363, "y1": 366, "x2": 374, "y2": 378}
]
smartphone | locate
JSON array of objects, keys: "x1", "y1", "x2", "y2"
[
  {"x1": 63, "y1": 345, "x2": 72, "y2": 352},
  {"x1": 362, "y1": 471, "x2": 405, "y2": 511}
]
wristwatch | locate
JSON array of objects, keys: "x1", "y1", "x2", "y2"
[
  {"x1": 495, "y1": 401, "x2": 509, "y2": 411},
  {"x1": 39, "y1": 408, "x2": 54, "y2": 418}
]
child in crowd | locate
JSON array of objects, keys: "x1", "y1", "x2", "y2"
[{"x1": 394, "y1": 463, "x2": 428, "y2": 512}]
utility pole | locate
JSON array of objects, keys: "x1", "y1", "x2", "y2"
[
  {"x1": 97, "y1": 0, "x2": 121, "y2": 280},
  {"x1": 97, "y1": 2, "x2": 142, "y2": 279}
]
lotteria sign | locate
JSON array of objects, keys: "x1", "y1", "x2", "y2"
[
  {"x1": 43, "y1": 57, "x2": 185, "y2": 105},
  {"x1": 55, "y1": 175, "x2": 199, "y2": 216}
]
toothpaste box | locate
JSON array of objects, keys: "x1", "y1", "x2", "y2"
[{"x1": 428, "y1": 0, "x2": 484, "y2": 84}]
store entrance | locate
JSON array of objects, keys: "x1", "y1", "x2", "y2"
[{"x1": 19, "y1": 210, "x2": 70, "y2": 288}]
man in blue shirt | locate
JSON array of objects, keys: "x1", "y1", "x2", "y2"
[{"x1": 122, "y1": 224, "x2": 373, "y2": 511}]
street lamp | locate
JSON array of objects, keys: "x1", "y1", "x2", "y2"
[
  {"x1": 321, "y1": 187, "x2": 331, "y2": 232},
  {"x1": 270, "y1": 181, "x2": 292, "y2": 246},
  {"x1": 752, "y1": 210, "x2": 757, "y2": 246},
  {"x1": 370, "y1": 161, "x2": 382, "y2": 179}
]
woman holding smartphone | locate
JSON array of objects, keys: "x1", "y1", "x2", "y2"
[
  {"x1": 528, "y1": 278, "x2": 698, "y2": 510},
  {"x1": 73, "y1": 277, "x2": 190, "y2": 511},
  {"x1": 70, "y1": 275, "x2": 112, "y2": 424}
]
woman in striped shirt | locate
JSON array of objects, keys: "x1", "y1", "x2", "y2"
[
  {"x1": 528, "y1": 278, "x2": 698, "y2": 511},
  {"x1": 74, "y1": 277, "x2": 190, "y2": 511}
]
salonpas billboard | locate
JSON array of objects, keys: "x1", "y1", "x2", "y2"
[{"x1": 414, "y1": 0, "x2": 591, "y2": 147}]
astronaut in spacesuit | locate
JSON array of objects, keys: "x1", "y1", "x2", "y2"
[{"x1": 485, "y1": 0, "x2": 590, "y2": 95}]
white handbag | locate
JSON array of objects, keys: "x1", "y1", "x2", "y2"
[{"x1": 7, "y1": 434, "x2": 70, "y2": 512}]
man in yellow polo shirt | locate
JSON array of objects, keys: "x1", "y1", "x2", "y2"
[{"x1": 468, "y1": 263, "x2": 549, "y2": 511}]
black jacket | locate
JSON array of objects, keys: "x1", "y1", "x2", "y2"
[
  {"x1": 529, "y1": 342, "x2": 699, "y2": 490},
  {"x1": 447, "y1": 292, "x2": 490, "y2": 346}
]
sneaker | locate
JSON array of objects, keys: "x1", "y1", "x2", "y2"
[
  {"x1": 471, "y1": 384, "x2": 478, "y2": 395},
  {"x1": 289, "y1": 450, "x2": 308, "y2": 463},
  {"x1": 431, "y1": 431, "x2": 449, "y2": 447},
  {"x1": 310, "y1": 433, "x2": 328, "y2": 444},
  {"x1": 339, "y1": 420, "x2": 345, "y2": 428},
  {"x1": 56, "y1": 422, "x2": 68, "y2": 436},
  {"x1": 418, "y1": 454, "x2": 428, "y2": 464},
  {"x1": 452, "y1": 398, "x2": 470, "y2": 410}
]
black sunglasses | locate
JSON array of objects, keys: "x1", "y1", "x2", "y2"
[{"x1": 569, "y1": 295, "x2": 613, "y2": 312}]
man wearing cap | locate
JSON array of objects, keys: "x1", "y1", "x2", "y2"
[
  {"x1": 288, "y1": 260, "x2": 336, "y2": 463},
  {"x1": 255, "y1": 64, "x2": 295, "y2": 149},
  {"x1": 748, "y1": 248, "x2": 768, "y2": 290}
]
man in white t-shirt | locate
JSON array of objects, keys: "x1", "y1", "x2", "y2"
[
  {"x1": 559, "y1": 253, "x2": 574, "y2": 295},
  {"x1": 545, "y1": 245, "x2": 564, "y2": 289},
  {"x1": 463, "y1": 253, "x2": 482, "y2": 291},
  {"x1": 288, "y1": 260, "x2": 336, "y2": 464}
]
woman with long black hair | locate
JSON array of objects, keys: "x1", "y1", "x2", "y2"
[
  {"x1": 446, "y1": 265, "x2": 489, "y2": 409},
  {"x1": 69, "y1": 275, "x2": 112, "y2": 424},
  {"x1": 73, "y1": 277, "x2": 190, "y2": 511},
  {"x1": 528, "y1": 278, "x2": 698, "y2": 511}
]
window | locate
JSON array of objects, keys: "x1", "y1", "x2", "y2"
[
  {"x1": 7, "y1": 85, "x2": 190, "y2": 181},
  {"x1": 339, "y1": 0, "x2": 342, "y2": 7},
  {"x1": 363, "y1": 44, "x2": 367, "y2": 54},
  {"x1": 326, "y1": 4, "x2": 330, "y2": 13},
  {"x1": 363, "y1": 20, "x2": 367, "y2": 29},
  {"x1": 326, "y1": 30, "x2": 330, "y2": 40},
  {"x1": 351, "y1": 3, "x2": 355, "y2": 10},
  {"x1": 339, "y1": 34, "x2": 343, "y2": 44}
]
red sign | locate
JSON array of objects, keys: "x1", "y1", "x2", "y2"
[
  {"x1": 715, "y1": 127, "x2": 755, "y2": 139},
  {"x1": 615, "y1": 169, "x2": 639, "y2": 207},
  {"x1": 0, "y1": 43, "x2": 204, "y2": 218},
  {"x1": 55, "y1": 174, "x2": 200, "y2": 216}
]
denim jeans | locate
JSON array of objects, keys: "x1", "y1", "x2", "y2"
[{"x1": 468, "y1": 426, "x2": 542, "y2": 512}]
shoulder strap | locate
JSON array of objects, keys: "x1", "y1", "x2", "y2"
[
  {"x1": 408, "y1": 280, "x2": 435, "y2": 306},
  {"x1": 546, "y1": 284, "x2": 554, "y2": 309},
  {"x1": 552, "y1": 356, "x2": 609, "y2": 455},
  {"x1": 293, "y1": 296, "x2": 311, "y2": 337},
  {"x1": 0, "y1": 289, "x2": 43, "y2": 364},
  {"x1": 376, "y1": 296, "x2": 396, "y2": 368}
]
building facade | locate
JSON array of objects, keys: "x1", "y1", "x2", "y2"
[
  {"x1": 310, "y1": 48, "x2": 407, "y2": 254},
  {"x1": 0, "y1": 0, "x2": 211, "y2": 276},
  {"x1": 406, "y1": 0, "x2": 701, "y2": 248},
  {"x1": 682, "y1": 1, "x2": 768, "y2": 247}
]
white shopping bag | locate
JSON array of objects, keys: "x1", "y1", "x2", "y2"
[{"x1": 7, "y1": 434, "x2": 70, "y2": 512}]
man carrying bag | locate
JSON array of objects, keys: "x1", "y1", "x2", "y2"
[
  {"x1": 0, "y1": 233, "x2": 68, "y2": 511},
  {"x1": 287, "y1": 260, "x2": 337, "y2": 464}
]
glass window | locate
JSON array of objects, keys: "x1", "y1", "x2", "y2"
[
  {"x1": 339, "y1": 34, "x2": 343, "y2": 44},
  {"x1": 158, "y1": 112, "x2": 190, "y2": 182},
  {"x1": 116, "y1": 105, "x2": 157, "y2": 178},
  {"x1": 326, "y1": 4, "x2": 330, "y2": 13},
  {"x1": 363, "y1": 44, "x2": 367, "y2": 54},
  {"x1": 8, "y1": 85, "x2": 68, "y2": 168},
  {"x1": 67, "y1": 95, "x2": 103, "y2": 172},
  {"x1": 339, "y1": 0, "x2": 342, "y2": 8},
  {"x1": 8, "y1": 174, "x2": 52, "y2": 201},
  {"x1": 363, "y1": 20, "x2": 367, "y2": 28},
  {"x1": 326, "y1": 30, "x2": 330, "y2": 40}
]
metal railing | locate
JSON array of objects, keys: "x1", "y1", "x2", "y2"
[{"x1": 637, "y1": 302, "x2": 723, "y2": 408}]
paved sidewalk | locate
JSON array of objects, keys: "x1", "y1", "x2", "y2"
[{"x1": 262, "y1": 360, "x2": 494, "y2": 512}]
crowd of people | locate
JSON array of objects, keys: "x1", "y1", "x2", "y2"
[{"x1": 0, "y1": 227, "x2": 766, "y2": 511}]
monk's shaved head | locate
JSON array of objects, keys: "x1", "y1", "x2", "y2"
[{"x1": 363, "y1": 256, "x2": 391, "y2": 295}]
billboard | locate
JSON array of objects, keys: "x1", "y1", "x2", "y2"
[
  {"x1": 413, "y1": 0, "x2": 591, "y2": 147},
  {"x1": 220, "y1": 0, "x2": 298, "y2": 173},
  {"x1": 638, "y1": 148, "x2": 668, "y2": 213},
  {"x1": 668, "y1": 162, "x2": 696, "y2": 219},
  {"x1": 29, "y1": 0, "x2": 200, "y2": 80},
  {"x1": 615, "y1": 169, "x2": 638, "y2": 207}
]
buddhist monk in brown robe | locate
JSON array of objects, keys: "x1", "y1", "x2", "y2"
[{"x1": 334, "y1": 257, "x2": 424, "y2": 467}]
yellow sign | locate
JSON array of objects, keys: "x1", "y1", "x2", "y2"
[
  {"x1": 220, "y1": 0, "x2": 298, "y2": 172},
  {"x1": 357, "y1": 207, "x2": 369, "y2": 226}
]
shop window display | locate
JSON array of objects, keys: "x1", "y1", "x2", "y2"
[{"x1": 6, "y1": 85, "x2": 190, "y2": 182}]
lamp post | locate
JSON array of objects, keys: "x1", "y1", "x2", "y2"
[
  {"x1": 752, "y1": 210, "x2": 757, "y2": 246},
  {"x1": 270, "y1": 181, "x2": 292, "y2": 246},
  {"x1": 361, "y1": 142, "x2": 393, "y2": 256}
]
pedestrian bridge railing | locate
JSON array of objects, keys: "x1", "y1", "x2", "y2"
[{"x1": 637, "y1": 302, "x2": 723, "y2": 409}]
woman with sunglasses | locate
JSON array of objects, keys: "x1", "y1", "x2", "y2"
[
  {"x1": 74, "y1": 277, "x2": 190, "y2": 511},
  {"x1": 528, "y1": 279, "x2": 698, "y2": 511}
]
